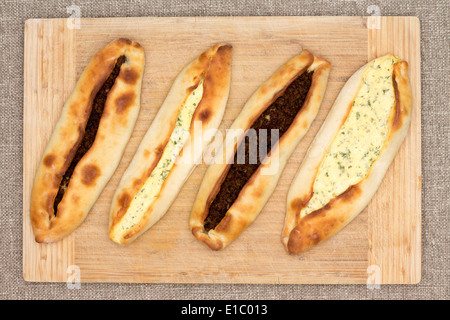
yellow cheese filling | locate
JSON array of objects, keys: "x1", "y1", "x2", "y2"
[
  {"x1": 111, "y1": 81, "x2": 204, "y2": 239},
  {"x1": 301, "y1": 55, "x2": 400, "y2": 217}
]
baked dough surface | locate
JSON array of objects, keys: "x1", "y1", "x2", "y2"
[
  {"x1": 109, "y1": 43, "x2": 232, "y2": 245},
  {"x1": 30, "y1": 38, "x2": 145, "y2": 243},
  {"x1": 283, "y1": 55, "x2": 412, "y2": 254},
  {"x1": 190, "y1": 50, "x2": 331, "y2": 250}
]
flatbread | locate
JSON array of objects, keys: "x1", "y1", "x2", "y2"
[
  {"x1": 31, "y1": 38, "x2": 145, "y2": 243},
  {"x1": 109, "y1": 43, "x2": 232, "y2": 245},
  {"x1": 282, "y1": 55, "x2": 412, "y2": 254},
  {"x1": 190, "y1": 50, "x2": 331, "y2": 250}
]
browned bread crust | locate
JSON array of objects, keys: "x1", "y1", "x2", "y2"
[
  {"x1": 109, "y1": 43, "x2": 232, "y2": 245},
  {"x1": 283, "y1": 56, "x2": 412, "y2": 254},
  {"x1": 190, "y1": 50, "x2": 331, "y2": 250},
  {"x1": 30, "y1": 38, "x2": 145, "y2": 243}
]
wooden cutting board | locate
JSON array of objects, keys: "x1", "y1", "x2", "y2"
[{"x1": 23, "y1": 16, "x2": 421, "y2": 284}]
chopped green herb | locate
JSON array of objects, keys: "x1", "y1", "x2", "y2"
[{"x1": 340, "y1": 150, "x2": 350, "y2": 158}]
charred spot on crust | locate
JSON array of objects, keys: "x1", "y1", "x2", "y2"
[
  {"x1": 335, "y1": 184, "x2": 360, "y2": 202},
  {"x1": 52, "y1": 55, "x2": 126, "y2": 215},
  {"x1": 133, "y1": 177, "x2": 144, "y2": 188},
  {"x1": 81, "y1": 164, "x2": 100, "y2": 185},
  {"x1": 203, "y1": 71, "x2": 314, "y2": 231},
  {"x1": 43, "y1": 154, "x2": 56, "y2": 167},
  {"x1": 110, "y1": 192, "x2": 132, "y2": 227},
  {"x1": 116, "y1": 91, "x2": 135, "y2": 113},
  {"x1": 120, "y1": 67, "x2": 139, "y2": 84},
  {"x1": 302, "y1": 184, "x2": 361, "y2": 220},
  {"x1": 118, "y1": 192, "x2": 131, "y2": 211},
  {"x1": 217, "y1": 44, "x2": 232, "y2": 55},
  {"x1": 117, "y1": 38, "x2": 132, "y2": 46},
  {"x1": 187, "y1": 80, "x2": 201, "y2": 95},
  {"x1": 199, "y1": 109, "x2": 211, "y2": 122}
]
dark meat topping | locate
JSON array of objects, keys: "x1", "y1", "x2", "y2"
[
  {"x1": 204, "y1": 71, "x2": 313, "y2": 231},
  {"x1": 53, "y1": 55, "x2": 126, "y2": 215}
]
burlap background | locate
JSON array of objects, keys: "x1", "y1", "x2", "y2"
[{"x1": 1, "y1": 0, "x2": 448, "y2": 300}]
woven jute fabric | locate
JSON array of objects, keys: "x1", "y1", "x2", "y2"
[{"x1": 1, "y1": 0, "x2": 448, "y2": 300}]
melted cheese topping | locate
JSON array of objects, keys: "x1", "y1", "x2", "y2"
[
  {"x1": 302, "y1": 55, "x2": 400, "y2": 217},
  {"x1": 111, "y1": 81, "x2": 204, "y2": 239}
]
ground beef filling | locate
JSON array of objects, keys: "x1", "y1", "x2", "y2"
[
  {"x1": 203, "y1": 71, "x2": 313, "y2": 231},
  {"x1": 53, "y1": 55, "x2": 126, "y2": 215}
]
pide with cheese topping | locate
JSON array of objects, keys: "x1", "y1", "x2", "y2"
[
  {"x1": 303, "y1": 55, "x2": 400, "y2": 217},
  {"x1": 110, "y1": 82, "x2": 204, "y2": 242},
  {"x1": 283, "y1": 54, "x2": 412, "y2": 254},
  {"x1": 109, "y1": 44, "x2": 232, "y2": 245}
]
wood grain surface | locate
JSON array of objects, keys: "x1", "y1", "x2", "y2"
[{"x1": 23, "y1": 16, "x2": 421, "y2": 284}]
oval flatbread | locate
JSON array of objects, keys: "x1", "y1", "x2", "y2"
[
  {"x1": 109, "y1": 43, "x2": 232, "y2": 245},
  {"x1": 190, "y1": 50, "x2": 331, "y2": 250},
  {"x1": 31, "y1": 38, "x2": 145, "y2": 243},
  {"x1": 282, "y1": 54, "x2": 412, "y2": 254}
]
